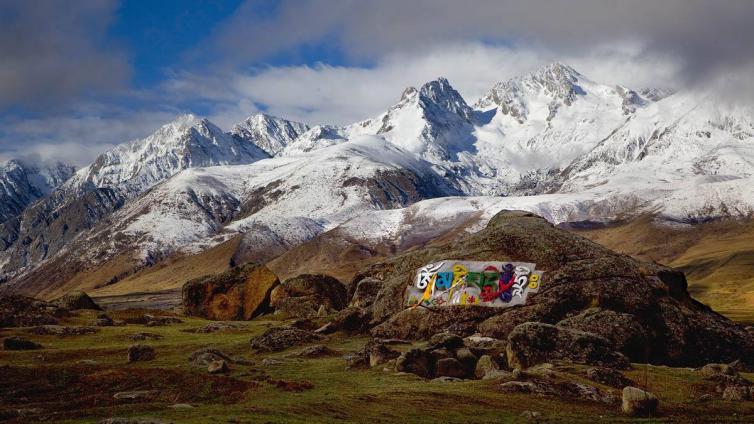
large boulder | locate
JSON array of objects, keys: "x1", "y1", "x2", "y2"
[
  {"x1": 270, "y1": 274, "x2": 347, "y2": 319},
  {"x1": 506, "y1": 322, "x2": 629, "y2": 369},
  {"x1": 621, "y1": 387, "x2": 658, "y2": 416},
  {"x1": 355, "y1": 210, "x2": 754, "y2": 367},
  {"x1": 182, "y1": 264, "x2": 279, "y2": 320},
  {"x1": 52, "y1": 291, "x2": 100, "y2": 310}
]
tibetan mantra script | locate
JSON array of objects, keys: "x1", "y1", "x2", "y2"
[{"x1": 405, "y1": 261, "x2": 543, "y2": 308}]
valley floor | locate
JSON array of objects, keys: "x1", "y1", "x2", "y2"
[{"x1": 1, "y1": 310, "x2": 753, "y2": 423}]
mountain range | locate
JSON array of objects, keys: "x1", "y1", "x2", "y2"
[{"x1": 2, "y1": 63, "x2": 753, "y2": 300}]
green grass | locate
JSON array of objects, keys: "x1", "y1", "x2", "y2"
[{"x1": 2, "y1": 311, "x2": 754, "y2": 423}]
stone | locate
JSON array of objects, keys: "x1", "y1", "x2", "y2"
[
  {"x1": 506, "y1": 322, "x2": 629, "y2": 369},
  {"x1": 296, "y1": 344, "x2": 338, "y2": 358},
  {"x1": 454, "y1": 347, "x2": 478, "y2": 374},
  {"x1": 428, "y1": 332, "x2": 465, "y2": 350},
  {"x1": 169, "y1": 404, "x2": 194, "y2": 409},
  {"x1": 435, "y1": 357, "x2": 468, "y2": 379},
  {"x1": 395, "y1": 348, "x2": 434, "y2": 379},
  {"x1": 474, "y1": 354, "x2": 500, "y2": 379},
  {"x1": 99, "y1": 419, "x2": 168, "y2": 424},
  {"x1": 366, "y1": 341, "x2": 400, "y2": 367},
  {"x1": 585, "y1": 367, "x2": 634, "y2": 388},
  {"x1": 3, "y1": 337, "x2": 43, "y2": 350},
  {"x1": 143, "y1": 315, "x2": 182, "y2": 326},
  {"x1": 431, "y1": 376, "x2": 463, "y2": 383},
  {"x1": 93, "y1": 315, "x2": 114, "y2": 326},
  {"x1": 621, "y1": 387, "x2": 658, "y2": 416},
  {"x1": 182, "y1": 263, "x2": 279, "y2": 320},
  {"x1": 112, "y1": 390, "x2": 159, "y2": 400},
  {"x1": 697, "y1": 363, "x2": 735, "y2": 378},
  {"x1": 499, "y1": 381, "x2": 555, "y2": 396},
  {"x1": 29, "y1": 325, "x2": 98, "y2": 336},
  {"x1": 557, "y1": 381, "x2": 618, "y2": 405},
  {"x1": 188, "y1": 348, "x2": 233, "y2": 367},
  {"x1": 317, "y1": 304, "x2": 328, "y2": 317},
  {"x1": 207, "y1": 359, "x2": 229, "y2": 374},
  {"x1": 77, "y1": 359, "x2": 99, "y2": 365},
  {"x1": 722, "y1": 386, "x2": 753, "y2": 401},
  {"x1": 52, "y1": 291, "x2": 100, "y2": 310},
  {"x1": 520, "y1": 411, "x2": 541, "y2": 420},
  {"x1": 270, "y1": 274, "x2": 347, "y2": 319},
  {"x1": 261, "y1": 358, "x2": 282, "y2": 366},
  {"x1": 250, "y1": 326, "x2": 323, "y2": 352},
  {"x1": 127, "y1": 344, "x2": 155, "y2": 362},
  {"x1": 127, "y1": 332, "x2": 163, "y2": 341},
  {"x1": 348, "y1": 277, "x2": 383, "y2": 308},
  {"x1": 482, "y1": 370, "x2": 514, "y2": 380}
]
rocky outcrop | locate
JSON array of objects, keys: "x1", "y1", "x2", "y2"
[
  {"x1": 182, "y1": 264, "x2": 279, "y2": 320},
  {"x1": 52, "y1": 291, "x2": 100, "y2": 310},
  {"x1": 348, "y1": 277, "x2": 382, "y2": 308},
  {"x1": 0, "y1": 295, "x2": 64, "y2": 327},
  {"x1": 357, "y1": 211, "x2": 754, "y2": 367},
  {"x1": 270, "y1": 274, "x2": 347, "y2": 319}
]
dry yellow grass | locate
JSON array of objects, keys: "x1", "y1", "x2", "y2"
[{"x1": 574, "y1": 216, "x2": 754, "y2": 322}]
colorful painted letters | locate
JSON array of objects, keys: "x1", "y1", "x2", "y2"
[{"x1": 405, "y1": 260, "x2": 543, "y2": 308}]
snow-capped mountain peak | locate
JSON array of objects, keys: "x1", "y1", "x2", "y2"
[{"x1": 230, "y1": 112, "x2": 310, "y2": 156}]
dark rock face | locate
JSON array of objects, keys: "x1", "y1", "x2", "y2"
[
  {"x1": 3, "y1": 336, "x2": 43, "y2": 350},
  {"x1": 270, "y1": 274, "x2": 347, "y2": 319},
  {"x1": 182, "y1": 264, "x2": 279, "y2": 321},
  {"x1": 356, "y1": 210, "x2": 754, "y2": 367},
  {"x1": 250, "y1": 326, "x2": 323, "y2": 352},
  {"x1": 127, "y1": 344, "x2": 155, "y2": 362},
  {"x1": 52, "y1": 291, "x2": 100, "y2": 310},
  {"x1": 506, "y1": 322, "x2": 629, "y2": 369},
  {"x1": 0, "y1": 295, "x2": 64, "y2": 327}
]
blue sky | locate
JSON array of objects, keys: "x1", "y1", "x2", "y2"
[{"x1": 1, "y1": 0, "x2": 752, "y2": 165}]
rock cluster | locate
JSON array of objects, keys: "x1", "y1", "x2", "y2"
[
  {"x1": 0, "y1": 295, "x2": 65, "y2": 327},
  {"x1": 351, "y1": 211, "x2": 754, "y2": 368}
]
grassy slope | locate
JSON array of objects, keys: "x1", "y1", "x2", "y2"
[
  {"x1": 573, "y1": 216, "x2": 754, "y2": 323},
  {"x1": 2, "y1": 311, "x2": 754, "y2": 423}
]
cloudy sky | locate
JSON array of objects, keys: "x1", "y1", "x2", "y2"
[{"x1": 1, "y1": 0, "x2": 753, "y2": 166}]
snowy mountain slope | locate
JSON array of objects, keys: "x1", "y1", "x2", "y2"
[
  {"x1": 0, "y1": 114, "x2": 270, "y2": 278},
  {"x1": 3, "y1": 136, "x2": 457, "y2": 295},
  {"x1": 0, "y1": 160, "x2": 76, "y2": 250}
]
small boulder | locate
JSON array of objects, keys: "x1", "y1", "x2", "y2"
[
  {"x1": 112, "y1": 390, "x2": 159, "y2": 400},
  {"x1": 697, "y1": 363, "x2": 735, "y2": 378},
  {"x1": 722, "y1": 385, "x2": 753, "y2": 401},
  {"x1": 127, "y1": 332, "x2": 163, "y2": 341},
  {"x1": 435, "y1": 357, "x2": 468, "y2": 379},
  {"x1": 3, "y1": 337, "x2": 43, "y2": 350},
  {"x1": 182, "y1": 263, "x2": 279, "y2": 320},
  {"x1": 250, "y1": 326, "x2": 323, "y2": 352},
  {"x1": 621, "y1": 387, "x2": 658, "y2": 416},
  {"x1": 270, "y1": 274, "x2": 347, "y2": 319},
  {"x1": 127, "y1": 344, "x2": 155, "y2": 362},
  {"x1": 428, "y1": 332, "x2": 465, "y2": 350},
  {"x1": 365, "y1": 341, "x2": 400, "y2": 367},
  {"x1": 189, "y1": 347, "x2": 233, "y2": 367},
  {"x1": 207, "y1": 359, "x2": 229, "y2": 374},
  {"x1": 296, "y1": 345, "x2": 338, "y2": 358},
  {"x1": 143, "y1": 314, "x2": 182, "y2": 326},
  {"x1": 395, "y1": 348, "x2": 434, "y2": 379},
  {"x1": 93, "y1": 313, "x2": 114, "y2": 327},
  {"x1": 52, "y1": 291, "x2": 100, "y2": 310},
  {"x1": 585, "y1": 367, "x2": 634, "y2": 388},
  {"x1": 474, "y1": 355, "x2": 500, "y2": 379},
  {"x1": 507, "y1": 322, "x2": 629, "y2": 369}
]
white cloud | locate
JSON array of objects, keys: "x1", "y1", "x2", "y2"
[{"x1": 169, "y1": 42, "x2": 683, "y2": 127}]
